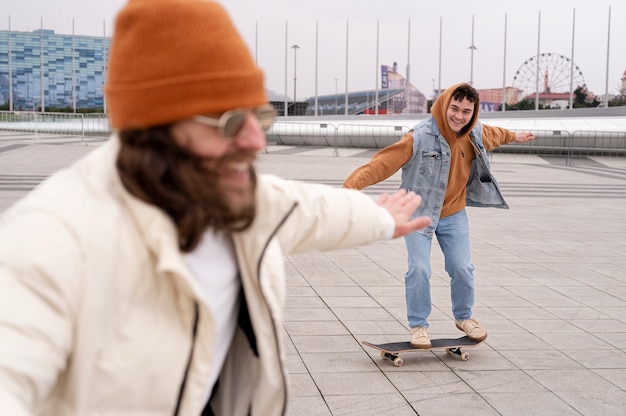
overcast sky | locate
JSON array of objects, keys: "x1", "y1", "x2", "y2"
[{"x1": 4, "y1": 0, "x2": 625, "y2": 101}]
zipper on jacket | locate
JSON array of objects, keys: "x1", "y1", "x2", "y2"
[
  {"x1": 172, "y1": 201, "x2": 297, "y2": 416},
  {"x1": 173, "y1": 301, "x2": 200, "y2": 416},
  {"x1": 256, "y1": 201, "x2": 298, "y2": 416}
]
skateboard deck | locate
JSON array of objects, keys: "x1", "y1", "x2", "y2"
[{"x1": 362, "y1": 336, "x2": 483, "y2": 367}]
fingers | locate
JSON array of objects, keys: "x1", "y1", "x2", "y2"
[
  {"x1": 375, "y1": 192, "x2": 390, "y2": 206},
  {"x1": 392, "y1": 215, "x2": 432, "y2": 239},
  {"x1": 376, "y1": 189, "x2": 431, "y2": 238},
  {"x1": 516, "y1": 132, "x2": 536, "y2": 143},
  {"x1": 376, "y1": 188, "x2": 407, "y2": 206},
  {"x1": 379, "y1": 189, "x2": 421, "y2": 213}
]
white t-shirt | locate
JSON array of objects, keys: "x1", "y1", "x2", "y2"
[{"x1": 185, "y1": 229, "x2": 240, "y2": 404}]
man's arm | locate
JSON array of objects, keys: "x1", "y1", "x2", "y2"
[
  {"x1": 267, "y1": 177, "x2": 430, "y2": 255},
  {"x1": 343, "y1": 131, "x2": 413, "y2": 190},
  {"x1": 0, "y1": 213, "x2": 79, "y2": 414},
  {"x1": 481, "y1": 124, "x2": 535, "y2": 151}
]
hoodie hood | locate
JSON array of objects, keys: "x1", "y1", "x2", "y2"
[{"x1": 431, "y1": 83, "x2": 480, "y2": 140}]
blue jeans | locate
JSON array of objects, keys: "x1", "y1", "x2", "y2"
[{"x1": 404, "y1": 209, "x2": 475, "y2": 328}]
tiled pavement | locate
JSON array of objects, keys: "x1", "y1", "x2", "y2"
[{"x1": 1, "y1": 134, "x2": 626, "y2": 415}]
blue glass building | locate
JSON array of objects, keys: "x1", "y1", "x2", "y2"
[{"x1": 0, "y1": 29, "x2": 111, "y2": 111}]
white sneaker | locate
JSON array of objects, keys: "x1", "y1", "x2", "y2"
[
  {"x1": 409, "y1": 326, "x2": 432, "y2": 349},
  {"x1": 455, "y1": 317, "x2": 487, "y2": 342}
]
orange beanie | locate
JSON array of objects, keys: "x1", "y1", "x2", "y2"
[{"x1": 105, "y1": 0, "x2": 267, "y2": 130}]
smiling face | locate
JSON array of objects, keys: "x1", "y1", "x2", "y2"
[
  {"x1": 446, "y1": 97, "x2": 475, "y2": 135},
  {"x1": 170, "y1": 111, "x2": 267, "y2": 216}
]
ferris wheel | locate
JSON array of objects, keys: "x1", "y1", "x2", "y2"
[{"x1": 512, "y1": 52, "x2": 586, "y2": 100}]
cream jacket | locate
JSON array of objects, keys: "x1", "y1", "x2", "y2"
[{"x1": 0, "y1": 136, "x2": 390, "y2": 415}]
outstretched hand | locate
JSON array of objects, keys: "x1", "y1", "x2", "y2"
[
  {"x1": 515, "y1": 132, "x2": 536, "y2": 143},
  {"x1": 376, "y1": 189, "x2": 432, "y2": 238}
]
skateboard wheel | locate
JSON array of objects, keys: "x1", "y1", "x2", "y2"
[
  {"x1": 461, "y1": 352, "x2": 470, "y2": 361},
  {"x1": 446, "y1": 348, "x2": 459, "y2": 355},
  {"x1": 381, "y1": 352, "x2": 403, "y2": 367}
]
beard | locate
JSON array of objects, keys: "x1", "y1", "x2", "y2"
[
  {"x1": 117, "y1": 126, "x2": 257, "y2": 252},
  {"x1": 201, "y1": 153, "x2": 257, "y2": 220}
]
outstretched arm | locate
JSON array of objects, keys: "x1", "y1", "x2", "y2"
[
  {"x1": 376, "y1": 189, "x2": 432, "y2": 238},
  {"x1": 344, "y1": 132, "x2": 413, "y2": 190},
  {"x1": 0, "y1": 214, "x2": 79, "y2": 414},
  {"x1": 481, "y1": 124, "x2": 536, "y2": 151}
]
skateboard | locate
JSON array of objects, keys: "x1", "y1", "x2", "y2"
[{"x1": 362, "y1": 336, "x2": 483, "y2": 367}]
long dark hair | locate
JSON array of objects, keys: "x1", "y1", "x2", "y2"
[{"x1": 116, "y1": 126, "x2": 255, "y2": 252}]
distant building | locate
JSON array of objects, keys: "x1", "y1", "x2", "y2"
[
  {"x1": 621, "y1": 69, "x2": 626, "y2": 95},
  {"x1": 303, "y1": 63, "x2": 427, "y2": 116},
  {"x1": 303, "y1": 88, "x2": 408, "y2": 116},
  {"x1": 476, "y1": 87, "x2": 521, "y2": 112},
  {"x1": 0, "y1": 29, "x2": 110, "y2": 110},
  {"x1": 269, "y1": 100, "x2": 309, "y2": 116}
]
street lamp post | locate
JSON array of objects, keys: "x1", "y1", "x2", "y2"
[
  {"x1": 468, "y1": 14, "x2": 477, "y2": 85},
  {"x1": 291, "y1": 44, "x2": 300, "y2": 104},
  {"x1": 334, "y1": 78, "x2": 338, "y2": 115}
]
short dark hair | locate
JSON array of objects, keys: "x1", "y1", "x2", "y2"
[{"x1": 451, "y1": 83, "x2": 479, "y2": 103}]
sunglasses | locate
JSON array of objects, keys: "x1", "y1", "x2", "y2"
[{"x1": 192, "y1": 104, "x2": 277, "y2": 139}]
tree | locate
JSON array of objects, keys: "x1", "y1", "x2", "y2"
[
  {"x1": 572, "y1": 85, "x2": 600, "y2": 108},
  {"x1": 608, "y1": 95, "x2": 626, "y2": 107},
  {"x1": 505, "y1": 99, "x2": 545, "y2": 111}
]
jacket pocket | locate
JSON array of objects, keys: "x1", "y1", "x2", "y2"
[{"x1": 418, "y1": 151, "x2": 442, "y2": 178}]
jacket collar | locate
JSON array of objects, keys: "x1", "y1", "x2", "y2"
[{"x1": 99, "y1": 135, "x2": 203, "y2": 298}]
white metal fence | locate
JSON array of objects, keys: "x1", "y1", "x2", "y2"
[
  {"x1": 0, "y1": 111, "x2": 111, "y2": 144},
  {"x1": 266, "y1": 121, "x2": 410, "y2": 156},
  {"x1": 1, "y1": 112, "x2": 625, "y2": 164},
  {"x1": 267, "y1": 122, "x2": 626, "y2": 163}
]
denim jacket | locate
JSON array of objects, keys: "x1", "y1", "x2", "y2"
[{"x1": 401, "y1": 117, "x2": 508, "y2": 236}]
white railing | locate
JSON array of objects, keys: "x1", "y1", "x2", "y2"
[
  {"x1": 266, "y1": 121, "x2": 410, "y2": 156},
  {"x1": 0, "y1": 111, "x2": 111, "y2": 144},
  {"x1": 1, "y1": 112, "x2": 625, "y2": 163}
]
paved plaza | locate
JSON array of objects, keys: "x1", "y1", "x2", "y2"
[{"x1": 1, "y1": 133, "x2": 626, "y2": 415}]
